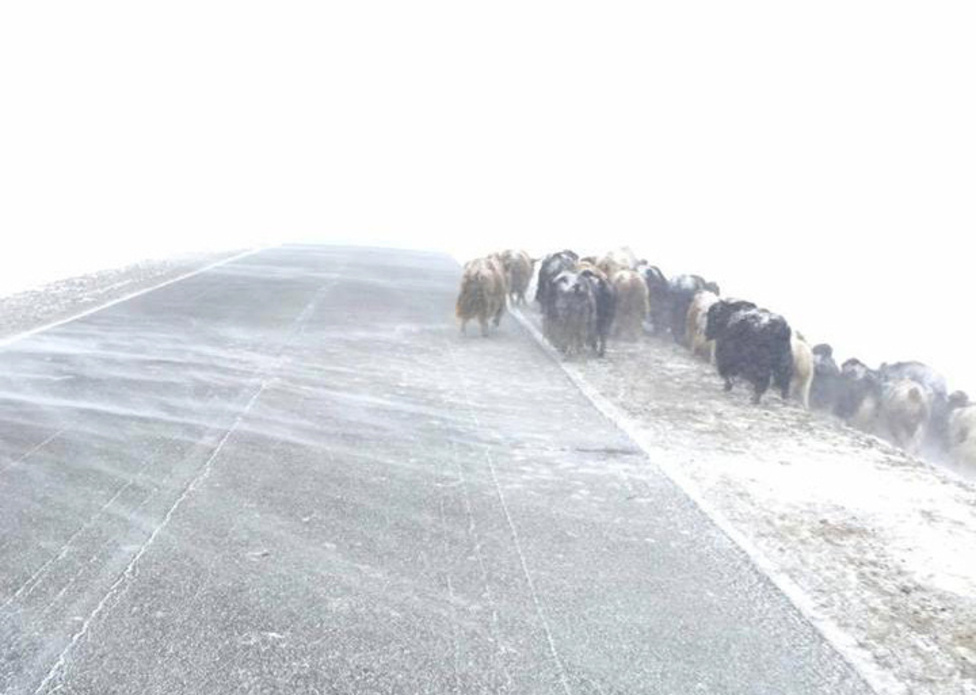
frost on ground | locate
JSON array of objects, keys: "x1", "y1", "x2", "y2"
[
  {"x1": 0, "y1": 251, "x2": 246, "y2": 341},
  {"x1": 518, "y1": 308, "x2": 976, "y2": 695}
]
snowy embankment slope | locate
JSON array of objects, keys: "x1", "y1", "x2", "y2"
[
  {"x1": 0, "y1": 249, "x2": 252, "y2": 342},
  {"x1": 514, "y1": 307, "x2": 976, "y2": 695}
]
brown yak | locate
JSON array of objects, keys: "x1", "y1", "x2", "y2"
[
  {"x1": 456, "y1": 257, "x2": 507, "y2": 336},
  {"x1": 610, "y1": 269, "x2": 648, "y2": 340}
]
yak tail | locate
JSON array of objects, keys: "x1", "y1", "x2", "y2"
[{"x1": 456, "y1": 281, "x2": 485, "y2": 318}]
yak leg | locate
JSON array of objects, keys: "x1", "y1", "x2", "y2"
[
  {"x1": 752, "y1": 375, "x2": 771, "y2": 405},
  {"x1": 777, "y1": 372, "x2": 791, "y2": 400}
]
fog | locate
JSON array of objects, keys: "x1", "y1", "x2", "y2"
[{"x1": 2, "y1": 2, "x2": 974, "y2": 391}]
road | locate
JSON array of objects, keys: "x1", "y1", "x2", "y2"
[{"x1": 0, "y1": 245, "x2": 872, "y2": 694}]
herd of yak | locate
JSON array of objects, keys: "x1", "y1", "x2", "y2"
[{"x1": 456, "y1": 247, "x2": 976, "y2": 474}]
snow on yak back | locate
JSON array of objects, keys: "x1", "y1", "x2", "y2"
[
  {"x1": 706, "y1": 299, "x2": 792, "y2": 405},
  {"x1": 456, "y1": 257, "x2": 507, "y2": 337},
  {"x1": 546, "y1": 270, "x2": 597, "y2": 357},
  {"x1": 578, "y1": 266, "x2": 616, "y2": 357},
  {"x1": 686, "y1": 290, "x2": 720, "y2": 362},
  {"x1": 610, "y1": 269, "x2": 648, "y2": 340},
  {"x1": 535, "y1": 250, "x2": 578, "y2": 309},
  {"x1": 811, "y1": 343, "x2": 843, "y2": 412},
  {"x1": 636, "y1": 263, "x2": 670, "y2": 335},
  {"x1": 498, "y1": 249, "x2": 533, "y2": 305},
  {"x1": 705, "y1": 299, "x2": 757, "y2": 341}
]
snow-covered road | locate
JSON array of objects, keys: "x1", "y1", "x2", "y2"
[
  {"x1": 0, "y1": 245, "x2": 869, "y2": 693},
  {"x1": 0, "y1": 250, "x2": 246, "y2": 342}
]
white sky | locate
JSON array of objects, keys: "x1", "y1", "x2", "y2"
[{"x1": 1, "y1": 2, "x2": 974, "y2": 391}]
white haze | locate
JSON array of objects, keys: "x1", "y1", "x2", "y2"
[{"x1": 1, "y1": 2, "x2": 974, "y2": 392}]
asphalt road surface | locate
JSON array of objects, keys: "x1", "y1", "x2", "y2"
[{"x1": 0, "y1": 245, "x2": 873, "y2": 694}]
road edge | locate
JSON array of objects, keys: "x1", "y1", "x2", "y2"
[
  {"x1": 509, "y1": 305, "x2": 899, "y2": 695},
  {"x1": 0, "y1": 246, "x2": 275, "y2": 349}
]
